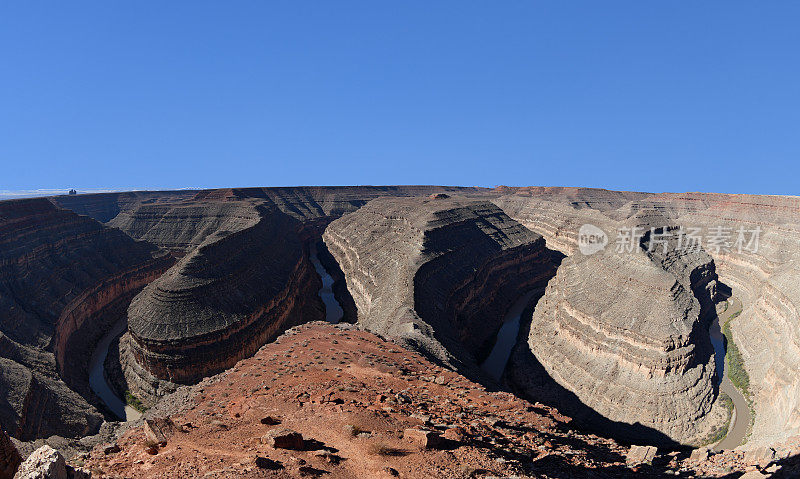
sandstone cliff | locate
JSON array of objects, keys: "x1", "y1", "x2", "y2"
[{"x1": 323, "y1": 196, "x2": 559, "y2": 371}]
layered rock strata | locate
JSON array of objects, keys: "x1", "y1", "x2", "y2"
[
  {"x1": 113, "y1": 187, "x2": 497, "y2": 403},
  {"x1": 51, "y1": 190, "x2": 197, "y2": 223},
  {"x1": 509, "y1": 229, "x2": 726, "y2": 445},
  {"x1": 0, "y1": 199, "x2": 169, "y2": 439},
  {"x1": 122, "y1": 204, "x2": 323, "y2": 404},
  {"x1": 323, "y1": 196, "x2": 559, "y2": 370},
  {"x1": 494, "y1": 187, "x2": 800, "y2": 447}
]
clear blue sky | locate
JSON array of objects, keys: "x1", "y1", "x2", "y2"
[{"x1": 1, "y1": 2, "x2": 798, "y2": 195}]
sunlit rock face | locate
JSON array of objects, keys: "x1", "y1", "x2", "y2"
[
  {"x1": 495, "y1": 188, "x2": 800, "y2": 448},
  {"x1": 324, "y1": 196, "x2": 560, "y2": 371}
]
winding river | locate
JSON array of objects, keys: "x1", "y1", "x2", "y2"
[
  {"x1": 480, "y1": 289, "x2": 541, "y2": 381},
  {"x1": 88, "y1": 245, "x2": 345, "y2": 422},
  {"x1": 710, "y1": 297, "x2": 750, "y2": 451},
  {"x1": 88, "y1": 319, "x2": 142, "y2": 421},
  {"x1": 310, "y1": 246, "x2": 344, "y2": 324}
]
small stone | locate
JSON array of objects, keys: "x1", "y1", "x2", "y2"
[
  {"x1": 443, "y1": 426, "x2": 467, "y2": 443},
  {"x1": 103, "y1": 443, "x2": 121, "y2": 455},
  {"x1": 385, "y1": 466, "x2": 400, "y2": 476}
]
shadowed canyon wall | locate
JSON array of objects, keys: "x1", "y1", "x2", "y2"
[{"x1": 0, "y1": 198, "x2": 169, "y2": 439}]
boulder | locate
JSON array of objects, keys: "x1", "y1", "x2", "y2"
[
  {"x1": 689, "y1": 447, "x2": 710, "y2": 463},
  {"x1": 261, "y1": 428, "x2": 304, "y2": 450},
  {"x1": 143, "y1": 418, "x2": 174, "y2": 446},
  {"x1": 403, "y1": 428, "x2": 443, "y2": 449},
  {"x1": 13, "y1": 445, "x2": 66, "y2": 479},
  {"x1": 625, "y1": 445, "x2": 657, "y2": 465}
]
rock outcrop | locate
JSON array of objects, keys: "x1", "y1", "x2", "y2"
[{"x1": 323, "y1": 196, "x2": 559, "y2": 370}]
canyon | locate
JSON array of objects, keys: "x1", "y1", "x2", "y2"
[{"x1": 1, "y1": 186, "x2": 799, "y2": 478}]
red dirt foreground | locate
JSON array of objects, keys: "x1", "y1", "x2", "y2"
[{"x1": 82, "y1": 322, "x2": 771, "y2": 478}]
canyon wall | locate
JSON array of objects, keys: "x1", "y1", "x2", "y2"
[
  {"x1": 0, "y1": 198, "x2": 168, "y2": 439},
  {"x1": 121, "y1": 203, "x2": 323, "y2": 404},
  {"x1": 494, "y1": 188, "x2": 800, "y2": 448},
  {"x1": 507, "y1": 223, "x2": 726, "y2": 446},
  {"x1": 323, "y1": 196, "x2": 559, "y2": 370}
]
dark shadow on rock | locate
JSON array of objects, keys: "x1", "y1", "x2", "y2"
[
  {"x1": 315, "y1": 240, "x2": 358, "y2": 324},
  {"x1": 504, "y1": 303, "x2": 685, "y2": 449}
]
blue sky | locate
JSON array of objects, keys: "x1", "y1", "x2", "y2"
[{"x1": 1, "y1": 2, "x2": 798, "y2": 195}]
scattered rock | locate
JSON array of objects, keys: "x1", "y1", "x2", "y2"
[
  {"x1": 254, "y1": 456, "x2": 283, "y2": 470},
  {"x1": 261, "y1": 428, "x2": 304, "y2": 450},
  {"x1": 404, "y1": 428, "x2": 443, "y2": 449},
  {"x1": 626, "y1": 445, "x2": 657, "y2": 465}
]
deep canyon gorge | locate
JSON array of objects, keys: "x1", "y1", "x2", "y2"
[{"x1": 2, "y1": 186, "x2": 800, "y2": 478}]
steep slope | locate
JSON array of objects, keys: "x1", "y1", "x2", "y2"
[
  {"x1": 323, "y1": 196, "x2": 559, "y2": 370},
  {"x1": 0, "y1": 198, "x2": 171, "y2": 440},
  {"x1": 121, "y1": 203, "x2": 323, "y2": 404},
  {"x1": 494, "y1": 188, "x2": 800, "y2": 448},
  {"x1": 509, "y1": 228, "x2": 727, "y2": 445}
]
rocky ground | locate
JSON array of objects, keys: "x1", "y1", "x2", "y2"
[{"x1": 70, "y1": 323, "x2": 798, "y2": 478}]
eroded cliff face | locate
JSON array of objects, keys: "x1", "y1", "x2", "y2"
[
  {"x1": 662, "y1": 193, "x2": 800, "y2": 447},
  {"x1": 112, "y1": 187, "x2": 498, "y2": 404},
  {"x1": 0, "y1": 198, "x2": 168, "y2": 440},
  {"x1": 122, "y1": 203, "x2": 323, "y2": 404},
  {"x1": 508, "y1": 232, "x2": 726, "y2": 446},
  {"x1": 494, "y1": 188, "x2": 800, "y2": 448},
  {"x1": 323, "y1": 196, "x2": 559, "y2": 371}
]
